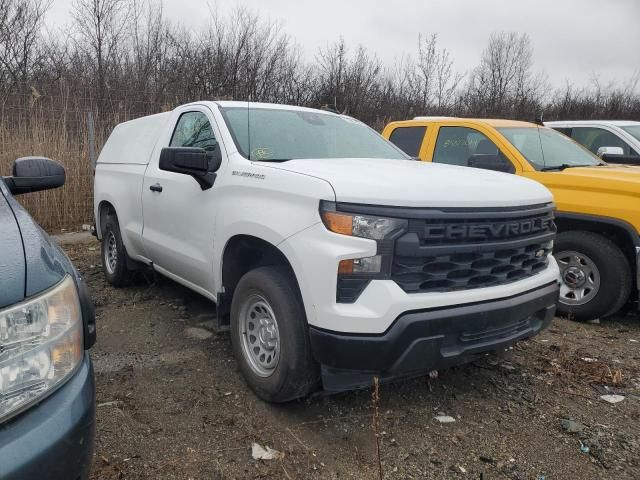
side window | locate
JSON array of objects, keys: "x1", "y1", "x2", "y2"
[
  {"x1": 571, "y1": 127, "x2": 632, "y2": 155},
  {"x1": 170, "y1": 112, "x2": 218, "y2": 151},
  {"x1": 388, "y1": 126, "x2": 427, "y2": 157},
  {"x1": 552, "y1": 127, "x2": 573, "y2": 137},
  {"x1": 433, "y1": 126, "x2": 515, "y2": 173}
]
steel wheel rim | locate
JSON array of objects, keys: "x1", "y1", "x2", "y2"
[
  {"x1": 238, "y1": 294, "x2": 280, "y2": 378},
  {"x1": 555, "y1": 250, "x2": 600, "y2": 306},
  {"x1": 105, "y1": 231, "x2": 118, "y2": 274}
]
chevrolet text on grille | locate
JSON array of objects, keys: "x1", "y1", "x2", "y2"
[{"x1": 425, "y1": 217, "x2": 553, "y2": 241}]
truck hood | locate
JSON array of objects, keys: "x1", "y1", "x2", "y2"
[
  {"x1": 0, "y1": 185, "x2": 72, "y2": 308},
  {"x1": 266, "y1": 158, "x2": 553, "y2": 207},
  {"x1": 531, "y1": 164, "x2": 640, "y2": 198}
]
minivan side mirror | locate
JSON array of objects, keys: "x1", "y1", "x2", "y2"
[
  {"x1": 3, "y1": 157, "x2": 65, "y2": 195},
  {"x1": 159, "y1": 146, "x2": 222, "y2": 190},
  {"x1": 597, "y1": 146, "x2": 624, "y2": 158}
]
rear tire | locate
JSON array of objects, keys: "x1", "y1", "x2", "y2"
[
  {"x1": 230, "y1": 266, "x2": 319, "y2": 402},
  {"x1": 100, "y1": 214, "x2": 132, "y2": 287},
  {"x1": 554, "y1": 231, "x2": 631, "y2": 321}
]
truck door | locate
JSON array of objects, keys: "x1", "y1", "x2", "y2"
[
  {"x1": 141, "y1": 108, "x2": 223, "y2": 295},
  {"x1": 431, "y1": 126, "x2": 516, "y2": 173},
  {"x1": 570, "y1": 126, "x2": 640, "y2": 161}
]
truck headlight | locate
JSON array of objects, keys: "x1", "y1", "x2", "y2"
[
  {"x1": 320, "y1": 202, "x2": 407, "y2": 240},
  {"x1": 320, "y1": 201, "x2": 408, "y2": 303},
  {"x1": 0, "y1": 275, "x2": 83, "y2": 422}
]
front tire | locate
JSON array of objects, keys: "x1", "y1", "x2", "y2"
[
  {"x1": 554, "y1": 231, "x2": 631, "y2": 321},
  {"x1": 230, "y1": 266, "x2": 318, "y2": 402},
  {"x1": 100, "y1": 214, "x2": 132, "y2": 287}
]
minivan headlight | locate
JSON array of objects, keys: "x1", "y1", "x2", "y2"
[{"x1": 0, "y1": 275, "x2": 83, "y2": 422}]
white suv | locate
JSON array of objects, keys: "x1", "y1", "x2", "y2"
[{"x1": 546, "y1": 120, "x2": 640, "y2": 163}]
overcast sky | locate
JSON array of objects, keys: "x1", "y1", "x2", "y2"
[{"x1": 45, "y1": 0, "x2": 640, "y2": 92}]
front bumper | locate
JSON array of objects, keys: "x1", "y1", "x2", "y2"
[
  {"x1": 0, "y1": 353, "x2": 96, "y2": 480},
  {"x1": 279, "y1": 222, "x2": 561, "y2": 334},
  {"x1": 309, "y1": 281, "x2": 559, "y2": 392}
]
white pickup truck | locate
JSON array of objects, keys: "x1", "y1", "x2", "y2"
[
  {"x1": 94, "y1": 101, "x2": 560, "y2": 402},
  {"x1": 546, "y1": 120, "x2": 640, "y2": 164}
]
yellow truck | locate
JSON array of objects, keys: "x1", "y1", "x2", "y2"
[{"x1": 382, "y1": 117, "x2": 640, "y2": 321}]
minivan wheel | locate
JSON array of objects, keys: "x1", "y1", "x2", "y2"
[
  {"x1": 554, "y1": 231, "x2": 631, "y2": 321},
  {"x1": 230, "y1": 266, "x2": 318, "y2": 402},
  {"x1": 100, "y1": 214, "x2": 131, "y2": 287}
]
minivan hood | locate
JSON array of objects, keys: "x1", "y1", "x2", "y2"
[
  {"x1": 266, "y1": 158, "x2": 552, "y2": 207},
  {"x1": 0, "y1": 192, "x2": 26, "y2": 308},
  {"x1": 0, "y1": 185, "x2": 72, "y2": 308}
]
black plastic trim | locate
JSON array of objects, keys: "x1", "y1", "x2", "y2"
[
  {"x1": 555, "y1": 211, "x2": 640, "y2": 247},
  {"x1": 333, "y1": 201, "x2": 555, "y2": 220},
  {"x1": 310, "y1": 281, "x2": 559, "y2": 391},
  {"x1": 602, "y1": 154, "x2": 640, "y2": 164},
  {"x1": 395, "y1": 230, "x2": 555, "y2": 256},
  {"x1": 74, "y1": 274, "x2": 96, "y2": 350},
  {"x1": 315, "y1": 280, "x2": 558, "y2": 337}
]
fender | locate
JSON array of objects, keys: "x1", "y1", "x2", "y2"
[
  {"x1": 555, "y1": 211, "x2": 640, "y2": 295},
  {"x1": 555, "y1": 211, "x2": 640, "y2": 247}
]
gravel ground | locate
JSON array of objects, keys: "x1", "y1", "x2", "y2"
[{"x1": 61, "y1": 240, "x2": 640, "y2": 480}]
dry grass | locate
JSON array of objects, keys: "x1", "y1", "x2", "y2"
[
  {"x1": 549, "y1": 347, "x2": 629, "y2": 387},
  {"x1": 0, "y1": 95, "x2": 137, "y2": 231}
]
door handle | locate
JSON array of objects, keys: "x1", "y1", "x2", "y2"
[{"x1": 149, "y1": 183, "x2": 163, "y2": 193}]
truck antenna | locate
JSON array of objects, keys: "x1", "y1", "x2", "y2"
[{"x1": 247, "y1": 97, "x2": 251, "y2": 160}]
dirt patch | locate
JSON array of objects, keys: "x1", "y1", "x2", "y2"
[{"x1": 62, "y1": 240, "x2": 640, "y2": 479}]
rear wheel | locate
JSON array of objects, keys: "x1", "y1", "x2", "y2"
[
  {"x1": 100, "y1": 214, "x2": 132, "y2": 287},
  {"x1": 554, "y1": 231, "x2": 631, "y2": 321},
  {"x1": 230, "y1": 266, "x2": 318, "y2": 402}
]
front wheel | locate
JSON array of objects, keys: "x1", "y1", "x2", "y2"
[
  {"x1": 230, "y1": 266, "x2": 319, "y2": 402},
  {"x1": 554, "y1": 231, "x2": 631, "y2": 321},
  {"x1": 100, "y1": 214, "x2": 132, "y2": 287}
]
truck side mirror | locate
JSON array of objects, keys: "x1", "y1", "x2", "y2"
[
  {"x1": 206, "y1": 144, "x2": 223, "y2": 173},
  {"x1": 159, "y1": 147, "x2": 218, "y2": 190},
  {"x1": 597, "y1": 146, "x2": 624, "y2": 158},
  {"x1": 3, "y1": 157, "x2": 65, "y2": 195},
  {"x1": 468, "y1": 154, "x2": 515, "y2": 174}
]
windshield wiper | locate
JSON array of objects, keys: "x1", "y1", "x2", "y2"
[
  {"x1": 540, "y1": 163, "x2": 603, "y2": 171},
  {"x1": 251, "y1": 158, "x2": 292, "y2": 162}
]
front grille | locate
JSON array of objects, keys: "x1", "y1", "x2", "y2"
[
  {"x1": 458, "y1": 317, "x2": 530, "y2": 345},
  {"x1": 391, "y1": 204, "x2": 555, "y2": 294}
]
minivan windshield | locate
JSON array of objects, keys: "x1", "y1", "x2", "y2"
[
  {"x1": 497, "y1": 127, "x2": 602, "y2": 170},
  {"x1": 220, "y1": 107, "x2": 409, "y2": 161},
  {"x1": 622, "y1": 125, "x2": 640, "y2": 143}
]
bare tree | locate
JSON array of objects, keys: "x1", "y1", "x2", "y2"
[
  {"x1": 315, "y1": 39, "x2": 384, "y2": 119},
  {"x1": 0, "y1": 0, "x2": 52, "y2": 91},
  {"x1": 71, "y1": 0, "x2": 129, "y2": 104},
  {"x1": 316, "y1": 38, "x2": 348, "y2": 109},
  {"x1": 464, "y1": 32, "x2": 546, "y2": 117},
  {"x1": 400, "y1": 34, "x2": 463, "y2": 115}
]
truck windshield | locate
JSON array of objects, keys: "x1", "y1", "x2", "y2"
[
  {"x1": 219, "y1": 107, "x2": 409, "y2": 161},
  {"x1": 497, "y1": 127, "x2": 602, "y2": 170},
  {"x1": 621, "y1": 125, "x2": 640, "y2": 142}
]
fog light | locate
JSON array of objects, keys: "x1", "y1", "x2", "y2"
[{"x1": 353, "y1": 255, "x2": 382, "y2": 273}]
